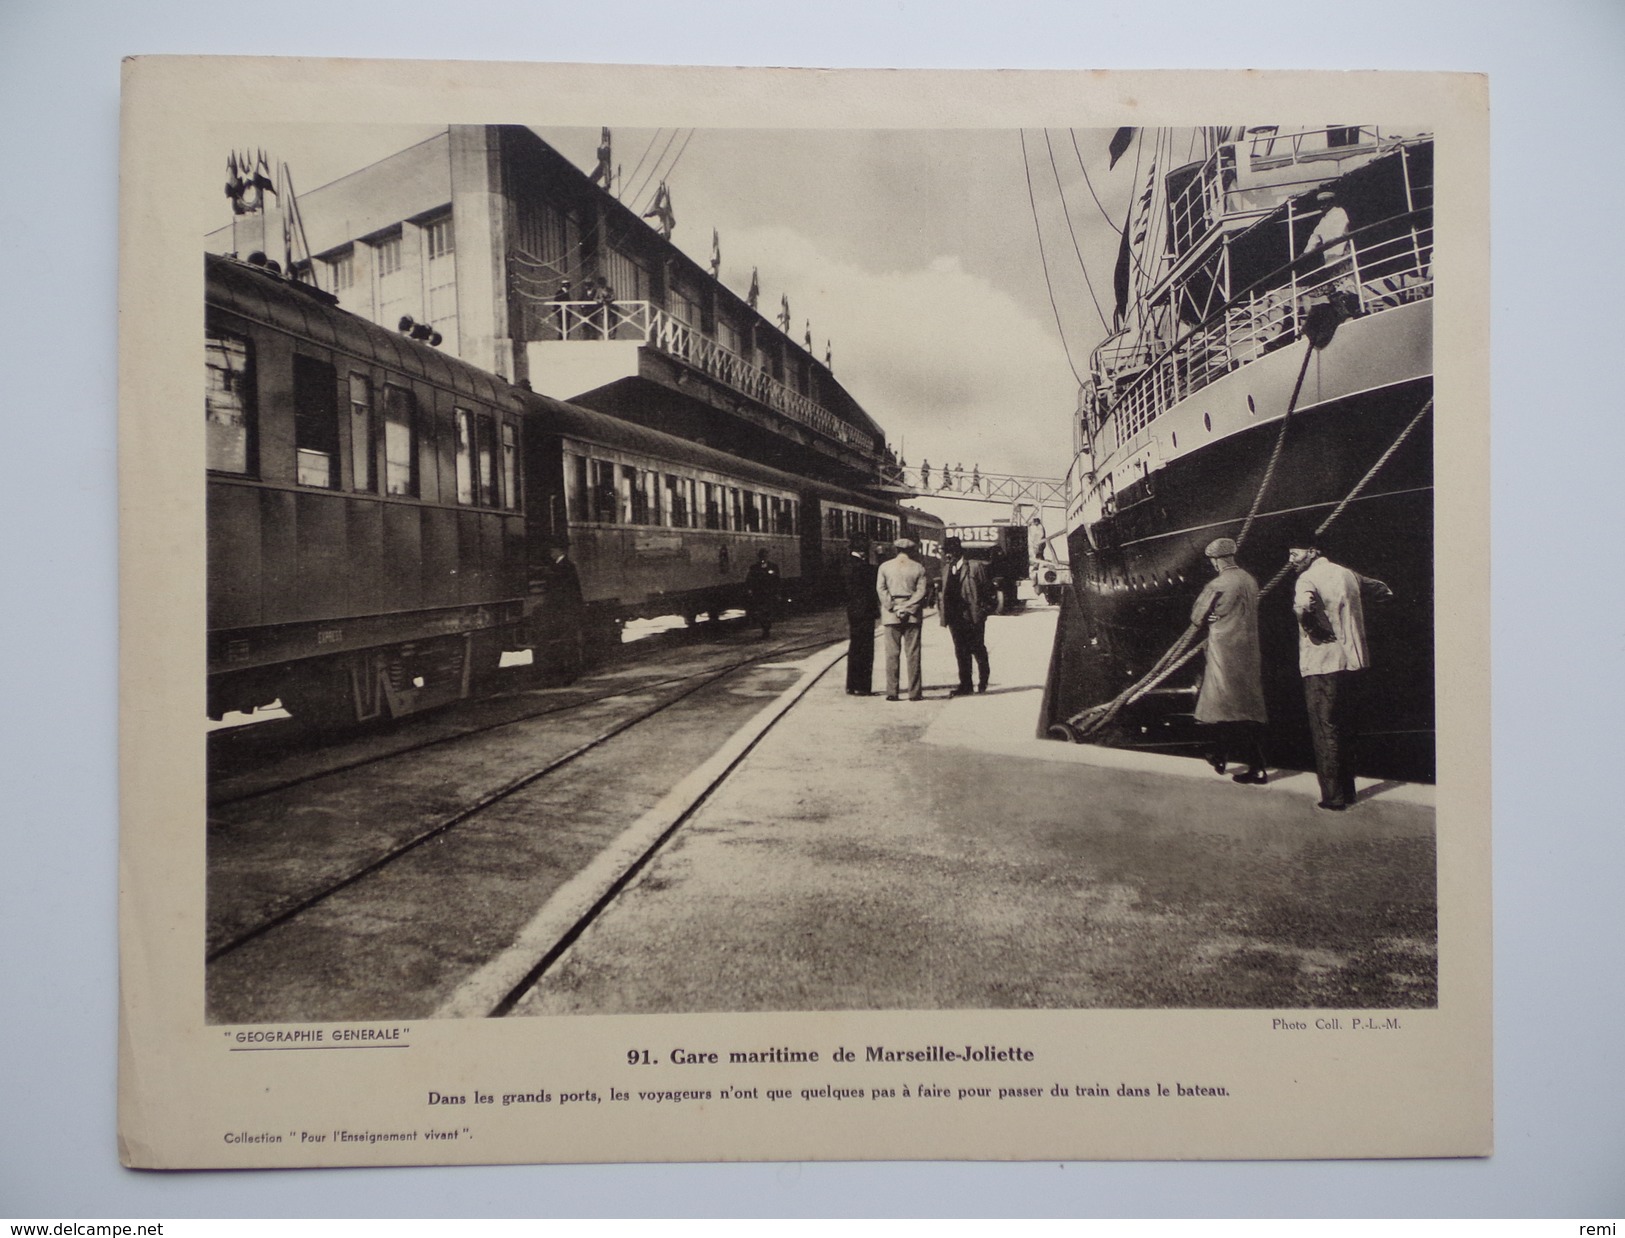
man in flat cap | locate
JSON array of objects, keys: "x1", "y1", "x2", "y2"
[
  {"x1": 939, "y1": 536, "x2": 994, "y2": 696},
  {"x1": 1190, "y1": 537, "x2": 1268, "y2": 784},
  {"x1": 876, "y1": 537, "x2": 928, "y2": 701},
  {"x1": 1288, "y1": 535, "x2": 1394, "y2": 811}
]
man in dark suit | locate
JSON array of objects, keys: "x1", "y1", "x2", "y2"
[
  {"x1": 843, "y1": 534, "x2": 880, "y2": 695},
  {"x1": 939, "y1": 536, "x2": 994, "y2": 695}
]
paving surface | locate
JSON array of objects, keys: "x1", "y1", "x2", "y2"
[{"x1": 513, "y1": 600, "x2": 1437, "y2": 1014}]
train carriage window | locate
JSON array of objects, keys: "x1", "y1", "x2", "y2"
[
  {"x1": 620, "y1": 465, "x2": 643, "y2": 524},
  {"x1": 702, "y1": 482, "x2": 721, "y2": 531},
  {"x1": 349, "y1": 374, "x2": 375, "y2": 491},
  {"x1": 565, "y1": 453, "x2": 587, "y2": 520},
  {"x1": 453, "y1": 409, "x2": 475, "y2": 504},
  {"x1": 590, "y1": 459, "x2": 617, "y2": 523},
  {"x1": 663, "y1": 474, "x2": 690, "y2": 528},
  {"x1": 205, "y1": 329, "x2": 254, "y2": 474},
  {"x1": 501, "y1": 423, "x2": 518, "y2": 510},
  {"x1": 476, "y1": 414, "x2": 498, "y2": 506},
  {"x1": 293, "y1": 355, "x2": 339, "y2": 488},
  {"x1": 743, "y1": 491, "x2": 762, "y2": 533},
  {"x1": 383, "y1": 384, "x2": 418, "y2": 496},
  {"x1": 729, "y1": 487, "x2": 743, "y2": 532}
]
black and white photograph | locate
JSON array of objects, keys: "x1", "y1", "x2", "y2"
[
  {"x1": 201, "y1": 121, "x2": 1438, "y2": 1024},
  {"x1": 116, "y1": 59, "x2": 1489, "y2": 1169}
]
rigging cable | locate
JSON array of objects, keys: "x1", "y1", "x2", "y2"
[
  {"x1": 1018, "y1": 129, "x2": 1088, "y2": 388},
  {"x1": 1068, "y1": 129, "x2": 1159, "y2": 296},
  {"x1": 1043, "y1": 129, "x2": 1110, "y2": 336},
  {"x1": 626, "y1": 128, "x2": 678, "y2": 207},
  {"x1": 620, "y1": 128, "x2": 664, "y2": 202}
]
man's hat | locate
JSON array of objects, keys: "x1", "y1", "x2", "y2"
[
  {"x1": 1287, "y1": 528, "x2": 1325, "y2": 553},
  {"x1": 943, "y1": 536, "x2": 963, "y2": 553},
  {"x1": 893, "y1": 538, "x2": 916, "y2": 551},
  {"x1": 848, "y1": 532, "x2": 870, "y2": 550},
  {"x1": 1204, "y1": 537, "x2": 1238, "y2": 558}
]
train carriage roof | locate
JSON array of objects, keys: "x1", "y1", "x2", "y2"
[
  {"x1": 205, "y1": 252, "x2": 521, "y2": 410},
  {"x1": 531, "y1": 393, "x2": 904, "y2": 517}
]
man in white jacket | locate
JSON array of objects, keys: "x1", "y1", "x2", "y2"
[{"x1": 1289, "y1": 537, "x2": 1394, "y2": 812}]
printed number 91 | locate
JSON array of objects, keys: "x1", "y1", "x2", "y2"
[{"x1": 627, "y1": 1049, "x2": 654, "y2": 1065}]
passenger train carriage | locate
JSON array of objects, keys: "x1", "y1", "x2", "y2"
[{"x1": 206, "y1": 252, "x2": 913, "y2": 725}]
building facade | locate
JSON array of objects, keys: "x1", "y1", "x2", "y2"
[{"x1": 207, "y1": 125, "x2": 891, "y2": 491}]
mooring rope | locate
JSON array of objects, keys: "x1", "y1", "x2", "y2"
[{"x1": 1056, "y1": 369, "x2": 1434, "y2": 743}]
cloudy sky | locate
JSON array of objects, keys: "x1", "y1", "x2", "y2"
[{"x1": 215, "y1": 122, "x2": 1160, "y2": 525}]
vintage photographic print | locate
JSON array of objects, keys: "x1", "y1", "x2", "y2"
[{"x1": 120, "y1": 60, "x2": 1490, "y2": 1168}]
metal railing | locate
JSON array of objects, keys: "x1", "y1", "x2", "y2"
[
  {"x1": 536, "y1": 300, "x2": 855, "y2": 446},
  {"x1": 874, "y1": 461, "x2": 1068, "y2": 508},
  {"x1": 1104, "y1": 218, "x2": 1433, "y2": 448}
]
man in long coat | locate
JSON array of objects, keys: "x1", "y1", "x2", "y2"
[
  {"x1": 939, "y1": 536, "x2": 994, "y2": 695},
  {"x1": 1288, "y1": 536, "x2": 1394, "y2": 811},
  {"x1": 745, "y1": 548, "x2": 782, "y2": 639},
  {"x1": 1191, "y1": 537, "x2": 1268, "y2": 783},
  {"x1": 843, "y1": 534, "x2": 880, "y2": 695},
  {"x1": 876, "y1": 538, "x2": 928, "y2": 701}
]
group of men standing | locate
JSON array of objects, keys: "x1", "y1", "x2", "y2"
[
  {"x1": 1191, "y1": 533, "x2": 1393, "y2": 812},
  {"x1": 844, "y1": 535, "x2": 994, "y2": 702}
]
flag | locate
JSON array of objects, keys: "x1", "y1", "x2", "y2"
[
  {"x1": 643, "y1": 182, "x2": 675, "y2": 237},
  {"x1": 251, "y1": 150, "x2": 277, "y2": 200},
  {"x1": 824, "y1": 340, "x2": 832, "y2": 369},
  {"x1": 591, "y1": 127, "x2": 612, "y2": 187},
  {"x1": 747, "y1": 267, "x2": 759, "y2": 309},
  {"x1": 1113, "y1": 222, "x2": 1132, "y2": 328},
  {"x1": 225, "y1": 151, "x2": 249, "y2": 214},
  {"x1": 804, "y1": 320, "x2": 813, "y2": 350},
  {"x1": 1108, "y1": 127, "x2": 1136, "y2": 170},
  {"x1": 779, "y1": 294, "x2": 790, "y2": 331},
  {"x1": 710, "y1": 228, "x2": 721, "y2": 278}
]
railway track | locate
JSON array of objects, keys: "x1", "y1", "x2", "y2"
[
  {"x1": 208, "y1": 626, "x2": 841, "y2": 808},
  {"x1": 205, "y1": 624, "x2": 848, "y2": 1023}
]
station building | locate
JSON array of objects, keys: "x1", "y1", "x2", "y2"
[{"x1": 206, "y1": 125, "x2": 891, "y2": 491}]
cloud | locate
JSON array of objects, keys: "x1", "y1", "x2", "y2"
[{"x1": 728, "y1": 225, "x2": 1077, "y2": 480}]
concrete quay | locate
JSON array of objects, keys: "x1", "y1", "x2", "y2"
[{"x1": 513, "y1": 599, "x2": 1438, "y2": 1015}]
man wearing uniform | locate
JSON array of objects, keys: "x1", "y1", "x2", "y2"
[
  {"x1": 843, "y1": 534, "x2": 880, "y2": 695},
  {"x1": 939, "y1": 536, "x2": 993, "y2": 696},
  {"x1": 876, "y1": 538, "x2": 928, "y2": 701},
  {"x1": 1288, "y1": 536, "x2": 1394, "y2": 812}
]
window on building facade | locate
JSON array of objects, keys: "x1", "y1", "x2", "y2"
[
  {"x1": 376, "y1": 233, "x2": 403, "y2": 276},
  {"x1": 349, "y1": 373, "x2": 375, "y2": 491},
  {"x1": 205, "y1": 329, "x2": 254, "y2": 475},
  {"x1": 293, "y1": 355, "x2": 339, "y2": 489},
  {"x1": 383, "y1": 385, "x2": 418, "y2": 497},
  {"x1": 426, "y1": 216, "x2": 455, "y2": 260},
  {"x1": 328, "y1": 249, "x2": 355, "y2": 291}
]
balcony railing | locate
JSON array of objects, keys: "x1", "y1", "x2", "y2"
[
  {"x1": 537, "y1": 300, "x2": 856, "y2": 446},
  {"x1": 1102, "y1": 218, "x2": 1433, "y2": 449}
]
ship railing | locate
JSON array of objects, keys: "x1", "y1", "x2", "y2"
[
  {"x1": 1107, "y1": 217, "x2": 1433, "y2": 448},
  {"x1": 537, "y1": 298, "x2": 855, "y2": 446}
]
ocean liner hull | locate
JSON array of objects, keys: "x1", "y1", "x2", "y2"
[{"x1": 1047, "y1": 301, "x2": 1434, "y2": 782}]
